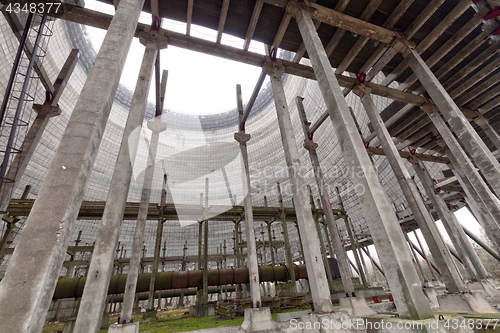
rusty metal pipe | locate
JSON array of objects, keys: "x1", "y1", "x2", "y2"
[{"x1": 54, "y1": 264, "x2": 308, "y2": 300}]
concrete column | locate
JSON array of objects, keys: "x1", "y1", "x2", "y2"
[
  {"x1": 424, "y1": 110, "x2": 500, "y2": 253},
  {"x1": 360, "y1": 89, "x2": 466, "y2": 292},
  {"x1": 0, "y1": 105, "x2": 59, "y2": 213},
  {"x1": 75, "y1": 46, "x2": 159, "y2": 333},
  {"x1": 235, "y1": 84, "x2": 262, "y2": 308},
  {"x1": 0, "y1": 49, "x2": 78, "y2": 214},
  {"x1": 413, "y1": 161, "x2": 490, "y2": 281},
  {"x1": 265, "y1": 63, "x2": 333, "y2": 313},
  {"x1": 406, "y1": 48, "x2": 500, "y2": 198},
  {"x1": 449, "y1": 161, "x2": 500, "y2": 251},
  {"x1": 119, "y1": 116, "x2": 166, "y2": 324},
  {"x1": 295, "y1": 97, "x2": 355, "y2": 296},
  {"x1": 291, "y1": 4, "x2": 433, "y2": 319},
  {"x1": 146, "y1": 174, "x2": 167, "y2": 313},
  {"x1": 0, "y1": 0, "x2": 145, "y2": 330},
  {"x1": 404, "y1": 232, "x2": 426, "y2": 282},
  {"x1": 310, "y1": 193, "x2": 335, "y2": 292},
  {"x1": 203, "y1": 180, "x2": 209, "y2": 305},
  {"x1": 277, "y1": 184, "x2": 297, "y2": 293},
  {"x1": 343, "y1": 216, "x2": 368, "y2": 288},
  {"x1": 474, "y1": 116, "x2": 500, "y2": 153},
  {"x1": 414, "y1": 230, "x2": 438, "y2": 281},
  {"x1": 294, "y1": 222, "x2": 305, "y2": 265},
  {"x1": 267, "y1": 222, "x2": 276, "y2": 266}
]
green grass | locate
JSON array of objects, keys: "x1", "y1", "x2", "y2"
[{"x1": 43, "y1": 309, "x2": 244, "y2": 333}]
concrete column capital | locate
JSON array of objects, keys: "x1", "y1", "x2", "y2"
[
  {"x1": 352, "y1": 83, "x2": 372, "y2": 97},
  {"x1": 147, "y1": 118, "x2": 167, "y2": 132},
  {"x1": 286, "y1": 0, "x2": 312, "y2": 19},
  {"x1": 262, "y1": 60, "x2": 285, "y2": 79},
  {"x1": 303, "y1": 139, "x2": 318, "y2": 151},
  {"x1": 389, "y1": 33, "x2": 414, "y2": 54},
  {"x1": 473, "y1": 115, "x2": 489, "y2": 127},
  {"x1": 137, "y1": 30, "x2": 168, "y2": 50},
  {"x1": 234, "y1": 131, "x2": 251, "y2": 143},
  {"x1": 420, "y1": 102, "x2": 438, "y2": 114},
  {"x1": 33, "y1": 104, "x2": 61, "y2": 118}
]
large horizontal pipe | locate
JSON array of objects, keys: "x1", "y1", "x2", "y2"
[{"x1": 54, "y1": 264, "x2": 308, "y2": 300}]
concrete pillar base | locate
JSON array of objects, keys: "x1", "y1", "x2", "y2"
[
  {"x1": 298, "y1": 312, "x2": 360, "y2": 333},
  {"x1": 422, "y1": 287, "x2": 440, "y2": 309},
  {"x1": 467, "y1": 280, "x2": 500, "y2": 297},
  {"x1": 142, "y1": 310, "x2": 157, "y2": 322},
  {"x1": 62, "y1": 320, "x2": 76, "y2": 333},
  {"x1": 108, "y1": 322, "x2": 139, "y2": 333},
  {"x1": 101, "y1": 312, "x2": 110, "y2": 329},
  {"x1": 437, "y1": 292, "x2": 498, "y2": 313},
  {"x1": 237, "y1": 308, "x2": 282, "y2": 333},
  {"x1": 189, "y1": 304, "x2": 216, "y2": 317},
  {"x1": 339, "y1": 297, "x2": 376, "y2": 317}
]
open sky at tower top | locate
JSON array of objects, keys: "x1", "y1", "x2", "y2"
[{"x1": 86, "y1": 0, "x2": 266, "y2": 116}]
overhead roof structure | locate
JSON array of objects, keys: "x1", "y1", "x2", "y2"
[{"x1": 0, "y1": 0, "x2": 500, "y2": 327}]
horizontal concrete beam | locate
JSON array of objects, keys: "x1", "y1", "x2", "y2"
[
  {"x1": 6, "y1": 199, "x2": 331, "y2": 221},
  {"x1": 367, "y1": 147, "x2": 449, "y2": 164},
  {"x1": 55, "y1": 7, "x2": 453, "y2": 111}
]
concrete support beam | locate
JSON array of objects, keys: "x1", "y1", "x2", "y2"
[
  {"x1": 0, "y1": 105, "x2": 60, "y2": 214},
  {"x1": 120, "y1": 117, "x2": 166, "y2": 322},
  {"x1": 0, "y1": 0, "x2": 145, "y2": 330},
  {"x1": 413, "y1": 160, "x2": 490, "y2": 281},
  {"x1": 406, "y1": 49, "x2": 500, "y2": 198},
  {"x1": 366, "y1": 147, "x2": 449, "y2": 164},
  {"x1": 235, "y1": 85, "x2": 262, "y2": 307},
  {"x1": 216, "y1": 0, "x2": 230, "y2": 43},
  {"x1": 74, "y1": 45, "x2": 158, "y2": 333},
  {"x1": 292, "y1": 4, "x2": 433, "y2": 320},
  {"x1": 186, "y1": 0, "x2": 193, "y2": 35},
  {"x1": 0, "y1": 49, "x2": 78, "y2": 214},
  {"x1": 265, "y1": 62, "x2": 333, "y2": 313},
  {"x1": 295, "y1": 97, "x2": 355, "y2": 296},
  {"x1": 451, "y1": 164, "x2": 500, "y2": 252},
  {"x1": 243, "y1": 0, "x2": 263, "y2": 51},
  {"x1": 360, "y1": 89, "x2": 466, "y2": 293},
  {"x1": 277, "y1": 184, "x2": 297, "y2": 292},
  {"x1": 426, "y1": 111, "x2": 500, "y2": 254},
  {"x1": 474, "y1": 116, "x2": 500, "y2": 153}
]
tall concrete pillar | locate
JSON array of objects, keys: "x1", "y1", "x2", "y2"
[
  {"x1": 406, "y1": 48, "x2": 500, "y2": 198},
  {"x1": 277, "y1": 184, "x2": 297, "y2": 293},
  {"x1": 359, "y1": 89, "x2": 466, "y2": 292},
  {"x1": 75, "y1": 45, "x2": 160, "y2": 333},
  {"x1": 449, "y1": 161, "x2": 500, "y2": 252},
  {"x1": 0, "y1": 49, "x2": 78, "y2": 214},
  {"x1": 265, "y1": 62, "x2": 333, "y2": 313},
  {"x1": 0, "y1": 0, "x2": 145, "y2": 330},
  {"x1": 267, "y1": 222, "x2": 276, "y2": 266},
  {"x1": 146, "y1": 174, "x2": 167, "y2": 313},
  {"x1": 235, "y1": 85, "x2": 262, "y2": 307},
  {"x1": 424, "y1": 109, "x2": 500, "y2": 253},
  {"x1": 295, "y1": 97, "x2": 355, "y2": 296},
  {"x1": 413, "y1": 160, "x2": 490, "y2": 281},
  {"x1": 118, "y1": 116, "x2": 166, "y2": 324},
  {"x1": 343, "y1": 215, "x2": 368, "y2": 288},
  {"x1": 291, "y1": 3, "x2": 433, "y2": 319}
]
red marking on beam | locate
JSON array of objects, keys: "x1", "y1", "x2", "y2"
[
  {"x1": 484, "y1": 7, "x2": 500, "y2": 20},
  {"x1": 45, "y1": 91, "x2": 54, "y2": 104},
  {"x1": 151, "y1": 15, "x2": 161, "y2": 31},
  {"x1": 269, "y1": 48, "x2": 277, "y2": 61},
  {"x1": 357, "y1": 72, "x2": 366, "y2": 83}
]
